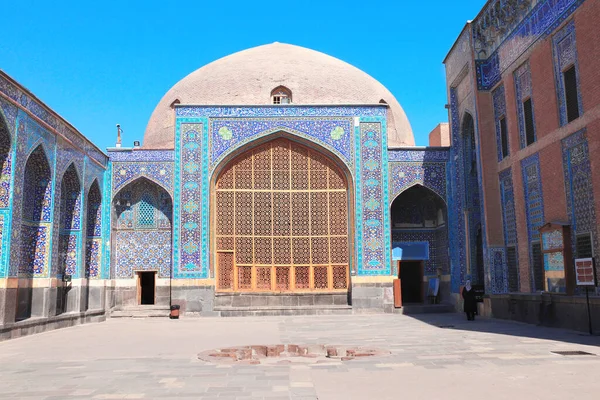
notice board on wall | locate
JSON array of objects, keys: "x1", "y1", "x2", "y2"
[{"x1": 575, "y1": 258, "x2": 597, "y2": 287}]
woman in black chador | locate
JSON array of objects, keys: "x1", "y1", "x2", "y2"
[{"x1": 462, "y1": 279, "x2": 477, "y2": 321}]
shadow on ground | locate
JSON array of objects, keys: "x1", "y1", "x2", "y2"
[{"x1": 404, "y1": 312, "x2": 600, "y2": 348}]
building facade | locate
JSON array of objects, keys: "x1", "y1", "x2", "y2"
[{"x1": 444, "y1": 0, "x2": 599, "y2": 330}]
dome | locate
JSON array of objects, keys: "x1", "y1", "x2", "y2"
[{"x1": 143, "y1": 43, "x2": 414, "y2": 149}]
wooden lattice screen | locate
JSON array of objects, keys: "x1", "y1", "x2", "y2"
[{"x1": 215, "y1": 138, "x2": 349, "y2": 292}]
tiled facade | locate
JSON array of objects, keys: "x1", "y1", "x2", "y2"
[{"x1": 444, "y1": 0, "x2": 600, "y2": 300}]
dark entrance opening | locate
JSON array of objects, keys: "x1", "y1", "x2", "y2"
[
  {"x1": 138, "y1": 272, "x2": 156, "y2": 305},
  {"x1": 400, "y1": 261, "x2": 423, "y2": 304}
]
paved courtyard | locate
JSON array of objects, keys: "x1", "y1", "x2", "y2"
[{"x1": 0, "y1": 314, "x2": 599, "y2": 400}]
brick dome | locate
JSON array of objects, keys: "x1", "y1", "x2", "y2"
[{"x1": 143, "y1": 43, "x2": 414, "y2": 149}]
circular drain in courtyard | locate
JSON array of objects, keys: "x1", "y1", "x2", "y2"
[{"x1": 198, "y1": 344, "x2": 390, "y2": 365}]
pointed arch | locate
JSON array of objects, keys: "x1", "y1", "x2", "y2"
[
  {"x1": 83, "y1": 179, "x2": 103, "y2": 311},
  {"x1": 211, "y1": 136, "x2": 352, "y2": 293},
  {"x1": 211, "y1": 129, "x2": 353, "y2": 187},
  {"x1": 111, "y1": 176, "x2": 173, "y2": 284},
  {"x1": 211, "y1": 129, "x2": 354, "y2": 177},
  {"x1": 17, "y1": 145, "x2": 53, "y2": 320},
  {"x1": 270, "y1": 85, "x2": 292, "y2": 104},
  {"x1": 55, "y1": 163, "x2": 83, "y2": 315},
  {"x1": 390, "y1": 182, "x2": 448, "y2": 209},
  {"x1": 390, "y1": 183, "x2": 449, "y2": 303}
]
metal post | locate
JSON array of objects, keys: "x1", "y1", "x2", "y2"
[{"x1": 586, "y1": 286, "x2": 593, "y2": 335}]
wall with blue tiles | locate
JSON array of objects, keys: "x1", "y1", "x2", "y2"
[
  {"x1": 173, "y1": 106, "x2": 391, "y2": 279},
  {"x1": 475, "y1": 0, "x2": 585, "y2": 91},
  {"x1": 521, "y1": 153, "x2": 545, "y2": 291},
  {"x1": 0, "y1": 72, "x2": 108, "y2": 282}
]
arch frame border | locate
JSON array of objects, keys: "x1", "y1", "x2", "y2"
[{"x1": 174, "y1": 112, "x2": 392, "y2": 280}]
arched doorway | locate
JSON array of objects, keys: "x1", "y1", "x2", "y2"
[
  {"x1": 391, "y1": 184, "x2": 448, "y2": 304},
  {"x1": 18, "y1": 145, "x2": 52, "y2": 320},
  {"x1": 213, "y1": 137, "x2": 350, "y2": 293},
  {"x1": 112, "y1": 177, "x2": 173, "y2": 306},
  {"x1": 56, "y1": 163, "x2": 82, "y2": 315},
  {"x1": 462, "y1": 113, "x2": 484, "y2": 286}
]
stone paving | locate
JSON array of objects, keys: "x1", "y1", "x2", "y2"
[{"x1": 0, "y1": 313, "x2": 599, "y2": 399}]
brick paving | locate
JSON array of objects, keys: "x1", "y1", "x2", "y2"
[{"x1": 0, "y1": 314, "x2": 599, "y2": 399}]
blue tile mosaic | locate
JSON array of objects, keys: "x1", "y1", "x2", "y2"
[
  {"x1": 521, "y1": 153, "x2": 545, "y2": 291},
  {"x1": 389, "y1": 162, "x2": 446, "y2": 202},
  {"x1": 492, "y1": 85, "x2": 508, "y2": 161},
  {"x1": 475, "y1": 0, "x2": 584, "y2": 90},
  {"x1": 514, "y1": 62, "x2": 536, "y2": 148},
  {"x1": 553, "y1": 20, "x2": 583, "y2": 126},
  {"x1": 210, "y1": 118, "x2": 354, "y2": 170},
  {"x1": 561, "y1": 129, "x2": 599, "y2": 280}
]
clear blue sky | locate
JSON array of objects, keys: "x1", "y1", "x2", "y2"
[{"x1": 1, "y1": 0, "x2": 486, "y2": 149}]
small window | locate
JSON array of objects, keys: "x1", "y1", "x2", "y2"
[
  {"x1": 576, "y1": 233, "x2": 593, "y2": 258},
  {"x1": 271, "y1": 86, "x2": 292, "y2": 105},
  {"x1": 523, "y1": 98, "x2": 535, "y2": 146},
  {"x1": 499, "y1": 117, "x2": 509, "y2": 159},
  {"x1": 564, "y1": 66, "x2": 580, "y2": 122}
]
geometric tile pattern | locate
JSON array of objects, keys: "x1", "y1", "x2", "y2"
[
  {"x1": 561, "y1": 129, "x2": 599, "y2": 280},
  {"x1": 448, "y1": 88, "x2": 468, "y2": 292},
  {"x1": 514, "y1": 61, "x2": 535, "y2": 148},
  {"x1": 112, "y1": 177, "x2": 172, "y2": 279},
  {"x1": 0, "y1": 128, "x2": 12, "y2": 208},
  {"x1": 389, "y1": 162, "x2": 446, "y2": 202},
  {"x1": 115, "y1": 231, "x2": 171, "y2": 278},
  {"x1": 85, "y1": 238, "x2": 101, "y2": 278},
  {"x1": 488, "y1": 247, "x2": 508, "y2": 294},
  {"x1": 521, "y1": 153, "x2": 545, "y2": 291},
  {"x1": 85, "y1": 181, "x2": 102, "y2": 278},
  {"x1": 112, "y1": 161, "x2": 174, "y2": 195},
  {"x1": 492, "y1": 85, "x2": 507, "y2": 161},
  {"x1": 499, "y1": 168, "x2": 518, "y2": 292},
  {"x1": 174, "y1": 107, "x2": 391, "y2": 279},
  {"x1": 0, "y1": 74, "x2": 109, "y2": 280},
  {"x1": 392, "y1": 228, "x2": 449, "y2": 276},
  {"x1": 359, "y1": 122, "x2": 388, "y2": 274},
  {"x1": 58, "y1": 164, "x2": 82, "y2": 277},
  {"x1": 210, "y1": 118, "x2": 354, "y2": 169},
  {"x1": 19, "y1": 146, "x2": 53, "y2": 276},
  {"x1": 176, "y1": 123, "x2": 204, "y2": 278},
  {"x1": 553, "y1": 20, "x2": 583, "y2": 127},
  {"x1": 58, "y1": 233, "x2": 78, "y2": 276}
]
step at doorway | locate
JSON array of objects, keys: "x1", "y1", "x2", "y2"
[{"x1": 137, "y1": 271, "x2": 156, "y2": 305}]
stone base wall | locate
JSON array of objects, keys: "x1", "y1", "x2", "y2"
[
  {"x1": 110, "y1": 285, "x2": 171, "y2": 308},
  {"x1": 171, "y1": 286, "x2": 215, "y2": 315},
  {"x1": 489, "y1": 293, "x2": 600, "y2": 334},
  {"x1": 214, "y1": 292, "x2": 349, "y2": 309},
  {"x1": 0, "y1": 309, "x2": 105, "y2": 342},
  {"x1": 351, "y1": 282, "x2": 394, "y2": 313}
]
